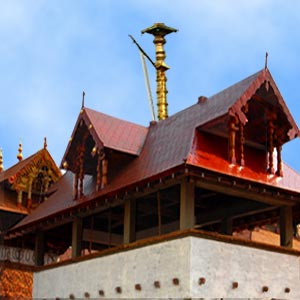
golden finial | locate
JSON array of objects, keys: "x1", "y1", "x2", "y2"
[
  {"x1": 0, "y1": 148, "x2": 3, "y2": 172},
  {"x1": 17, "y1": 140, "x2": 23, "y2": 161},
  {"x1": 142, "y1": 23, "x2": 177, "y2": 121},
  {"x1": 44, "y1": 137, "x2": 47, "y2": 149}
]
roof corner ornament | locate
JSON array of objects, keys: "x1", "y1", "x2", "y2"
[
  {"x1": 142, "y1": 23, "x2": 177, "y2": 121},
  {"x1": 0, "y1": 148, "x2": 3, "y2": 172},
  {"x1": 265, "y1": 51, "x2": 268, "y2": 70},
  {"x1": 17, "y1": 139, "x2": 23, "y2": 162}
]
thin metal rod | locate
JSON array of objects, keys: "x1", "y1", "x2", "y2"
[
  {"x1": 140, "y1": 52, "x2": 156, "y2": 121},
  {"x1": 129, "y1": 34, "x2": 156, "y2": 68}
]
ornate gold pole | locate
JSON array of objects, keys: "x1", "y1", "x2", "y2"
[{"x1": 142, "y1": 23, "x2": 177, "y2": 121}]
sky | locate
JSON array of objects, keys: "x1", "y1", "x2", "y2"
[{"x1": 0, "y1": 0, "x2": 299, "y2": 172}]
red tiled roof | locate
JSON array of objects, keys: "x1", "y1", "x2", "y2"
[{"x1": 12, "y1": 68, "x2": 300, "y2": 231}]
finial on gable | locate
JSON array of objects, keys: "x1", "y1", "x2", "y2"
[
  {"x1": 44, "y1": 137, "x2": 47, "y2": 149},
  {"x1": 17, "y1": 140, "x2": 23, "y2": 162},
  {"x1": 0, "y1": 148, "x2": 3, "y2": 172},
  {"x1": 265, "y1": 52, "x2": 268, "y2": 70},
  {"x1": 82, "y1": 90, "x2": 85, "y2": 109}
]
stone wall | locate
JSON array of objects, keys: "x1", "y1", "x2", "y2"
[{"x1": 33, "y1": 234, "x2": 300, "y2": 299}]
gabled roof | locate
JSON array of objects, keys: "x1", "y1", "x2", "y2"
[
  {"x1": 61, "y1": 108, "x2": 148, "y2": 170},
  {"x1": 0, "y1": 147, "x2": 61, "y2": 215},
  {"x1": 11, "y1": 68, "x2": 300, "y2": 231},
  {"x1": 85, "y1": 108, "x2": 148, "y2": 155},
  {"x1": 1, "y1": 148, "x2": 61, "y2": 183}
]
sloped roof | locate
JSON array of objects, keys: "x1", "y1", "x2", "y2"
[
  {"x1": 12, "y1": 68, "x2": 300, "y2": 230},
  {"x1": 0, "y1": 148, "x2": 61, "y2": 215},
  {"x1": 0, "y1": 187, "x2": 28, "y2": 215},
  {"x1": 61, "y1": 108, "x2": 148, "y2": 170},
  {"x1": 1, "y1": 148, "x2": 61, "y2": 183},
  {"x1": 85, "y1": 108, "x2": 148, "y2": 155}
]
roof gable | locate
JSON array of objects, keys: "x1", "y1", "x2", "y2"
[
  {"x1": 200, "y1": 68, "x2": 299, "y2": 144},
  {"x1": 0, "y1": 147, "x2": 61, "y2": 214},
  {"x1": 1, "y1": 148, "x2": 61, "y2": 183},
  {"x1": 61, "y1": 108, "x2": 148, "y2": 172}
]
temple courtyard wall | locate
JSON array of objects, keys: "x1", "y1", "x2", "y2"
[{"x1": 32, "y1": 232, "x2": 300, "y2": 299}]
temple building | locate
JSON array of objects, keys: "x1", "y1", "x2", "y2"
[
  {"x1": 1, "y1": 23, "x2": 300, "y2": 299},
  {"x1": 0, "y1": 140, "x2": 61, "y2": 233}
]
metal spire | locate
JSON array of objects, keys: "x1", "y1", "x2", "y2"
[
  {"x1": 142, "y1": 23, "x2": 177, "y2": 121},
  {"x1": 82, "y1": 91, "x2": 85, "y2": 108},
  {"x1": 265, "y1": 52, "x2": 268, "y2": 69}
]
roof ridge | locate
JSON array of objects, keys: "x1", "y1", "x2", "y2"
[{"x1": 84, "y1": 107, "x2": 148, "y2": 129}]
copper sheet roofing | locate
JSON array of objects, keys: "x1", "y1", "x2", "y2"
[
  {"x1": 0, "y1": 187, "x2": 28, "y2": 214},
  {"x1": 86, "y1": 108, "x2": 149, "y2": 155},
  {"x1": 61, "y1": 108, "x2": 148, "y2": 169},
  {"x1": 12, "y1": 68, "x2": 300, "y2": 231}
]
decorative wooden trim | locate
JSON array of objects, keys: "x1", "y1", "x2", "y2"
[{"x1": 228, "y1": 116, "x2": 239, "y2": 165}]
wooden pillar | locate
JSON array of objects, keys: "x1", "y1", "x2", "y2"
[
  {"x1": 96, "y1": 152, "x2": 102, "y2": 191},
  {"x1": 276, "y1": 143, "x2": 283, "y2": 176},
  {"x1": 124, "y1": 198, "x2": 136, "y2": 244},
  {"x1": 220, "y1": 217, "x2": 233, "y2": 235},
  {"x1": 27, "y1": 176, "x2": 33, "y2": 208},
  {"x1": 34, "y1": 231, "x2": 45, "y2": 266},
  {"x1": 17, "y1": 190, "x2": 23, "y2": 208},
  {"x1": 180, "y1": 180, "x2": 195, "y2": 230},
  {"x1": 280, "y1": 206, "x2": 293, "y2": 248},
  {"x1": 72, "y1": 217, "x2": 83, "y2": 258},
  {"x1": 267, "y1": 110, "x2": 276, "y2": 174},
  {"x1": 79, "y1": 145, "x2": 85, "y2": 197},
  {"x1": 101, "y1": 159, "x2": 108, "y2": 188},
  {"x1": 228, "y1": 116, "x2": 239, "y2": 165},
  {"x1": 239, "y1": 122, "x2": 245, "y2": 166},
  {"x1": 73, "y1": 171, "x2": 79, "y2": 200}
]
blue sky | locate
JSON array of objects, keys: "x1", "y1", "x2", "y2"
[{"x1": 0, "y1": 0, "x2": 299, "y2": 172}]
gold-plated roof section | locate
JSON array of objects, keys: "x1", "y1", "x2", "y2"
[{"x1": 141, "y1": 23, "x2": 178, "y2": 36}]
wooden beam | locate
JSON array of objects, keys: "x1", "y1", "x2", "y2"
[
  {"x1": 136, "y1": 221, "x2": 179, "y2": 240},
  {"x1": 280, "y1": 206, "x2": 293, "y2": 248},
  {"x1": 83, "y1": 229, "x2": 123, "y2": 246},
  {"x1": 180, "y1": 180, "x2": 195, "y2": 230},
  {"x1": 124, "y1": 198, "x2": 136, "y2": 244},
  {"x1": 72, "y1": 217, "x2": 83, "y2": 258},
  {"x1": 195, "y1": 180, "x2": 293, "y2": 206},
  {"x1": 196, "y1": 200, "x2": 272, "y2": 226},
  {"x1": 82, "y1": 221, "x2": 179, "y2": 245},
  {"x1": 34, "y1": 231, "x2": 45, "y2": 266}
]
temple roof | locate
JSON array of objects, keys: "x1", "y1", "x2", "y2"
[
  {"x1": 1, "y1": 148, "x2": 60, "y2": 183},
  {"x1": 0, "y1": 147, "x2": 61, "y2": 215},
  {"x1": 11, "y1": 68, "x2": 300, "y2": 231},
  {"x1": 61, "y1": 108, "x2": 148, "y2": 173}
]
